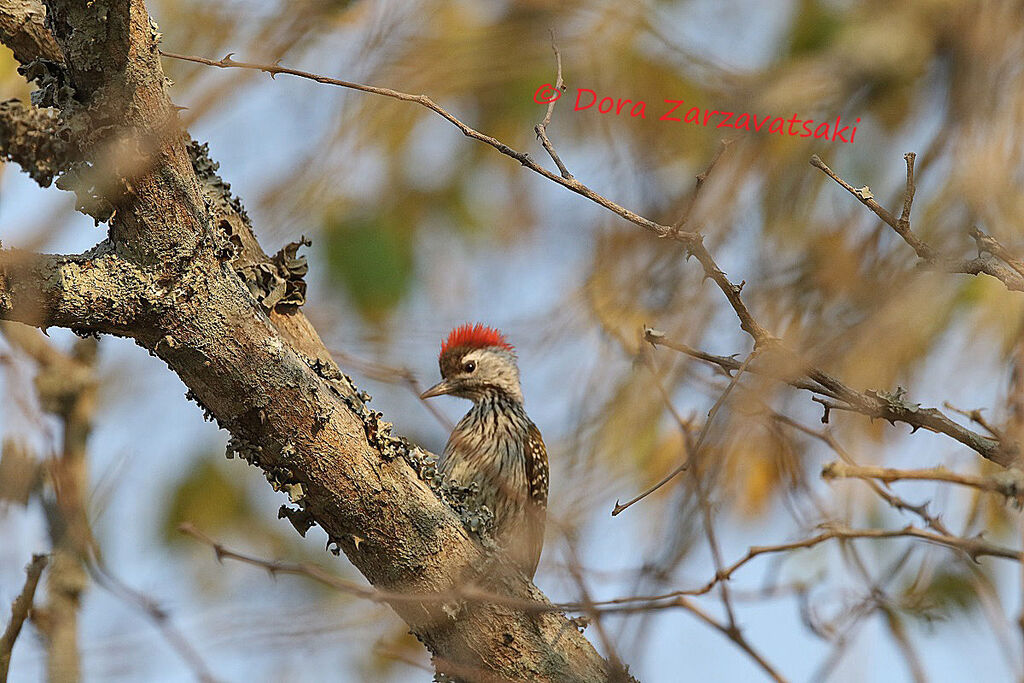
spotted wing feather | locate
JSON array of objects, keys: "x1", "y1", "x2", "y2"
[{"x1": 522, "y1": 422, "x2": 549, "y2": 577}]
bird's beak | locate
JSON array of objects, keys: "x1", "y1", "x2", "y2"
[{"x1": 420, "y1": 379, "x2": 454, "y2": 399}]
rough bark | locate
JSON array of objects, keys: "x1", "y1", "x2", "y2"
[
  {"x1": 0, "y1": 0, "x2": 60, "y2": 65},
  {"x1": 0, "y1": 1, "x2": 616, "y2": 680}
]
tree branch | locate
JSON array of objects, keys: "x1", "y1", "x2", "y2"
[
  {"x1": 812, "y1": 154, "x2": 1024, "y2": 292},
  {"x1": 0, "y1": 244, "x2": 148, "y2": 335},
  {"x1": 533, "y1": 33, "x2": 573, "y2": 180},
  {"x1": 644, "y1": 327, "x2": 1017, "y2": 467},
  {"x1": 0, "y1": 554, "x2": 48, "y2": 683},
  {"x1": 0, "y1": 3, "x2": 618, "y2": 679},
  {"x1": 822, "y1": 461, "x2": 1024, "y2": 504},
  {"x1": 0, "y1": 0, "x2": 61, "y2": 65},
  {"x1": 770, "y1": 415, "x2": 953, "y2": 536},
  {"x1": 0, "y1": 100, "x2": 72, "y2": 187},
  {"x1": 158, "y1": 50, "x2": 778, "y2": 348},
  {"x1": 160, "y1": 50, "x2": 669, "y2": 241}
]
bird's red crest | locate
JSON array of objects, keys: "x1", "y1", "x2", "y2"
[{"x1": 440, "y1": 323, "x2": 514, "y2": 358}]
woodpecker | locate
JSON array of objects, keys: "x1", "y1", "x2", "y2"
[{"x1": 420, "y1": 323, "x2": 548, "y2": 578}]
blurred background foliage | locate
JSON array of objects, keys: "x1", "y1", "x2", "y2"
[{"x1": 3, "y1": 0, "x2": 1024, "y2": 680}]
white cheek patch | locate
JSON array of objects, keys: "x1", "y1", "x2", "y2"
[{"x1": 468, "y1": 348, "x2": 522, "y2": 401}]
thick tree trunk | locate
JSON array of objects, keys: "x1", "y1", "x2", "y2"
[{"x1": 0, "y1": 1, "x2": 618, "y2": 680}]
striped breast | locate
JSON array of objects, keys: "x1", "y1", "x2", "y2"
[{"x1": 440, "y1": 395, "x2": 548, "y2": 576}]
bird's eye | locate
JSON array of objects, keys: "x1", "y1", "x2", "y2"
[{"x1": 463, "y1": 361, "x2": 476, "y2": 373}]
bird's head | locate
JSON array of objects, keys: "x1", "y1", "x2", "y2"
[{"x1": 420, "y1": 323, "x2": 522, "y2": 403}]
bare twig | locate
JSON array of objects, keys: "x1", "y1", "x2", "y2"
[
  {"x1": 181, "y1": 522, "x2": 398, "y2": 603},
  {"x1": 612, "y1": 349, "x2": 754, "y2": 515},
  {"x1": 0, "y1": 554, "x2": 48, "y2": 683},
  {"x1": 897, "y1": 152, "x2": 917, "y2": 235},
  {"x1": 584, "y1": 522, "x2": 1020, "y2": 616},
  {"x1": 771, "y1": 415, "x2": 952, "y2": 535},
  {"x1": 822, "y1": 461, "x2": 1024, "y2": 504},
  {"x1": 811, "y1": 154, "x2": 934, "y2": 261},
  {"x1": 643, "y1": 327, "x2": 831, "y2": 395},
  {"x1": 670, "y1": 596, "x2": 788, "y2": 683},
  {"x1": 812, "y1": 154, "x2": 1024, "y2": 292},
  {"x1": 944, "y1": 401, "x2": 1007, "y2": 441},
  {"x1": 969, "y1": 226, "x2": 1024, "y2": 279},
  {"x1": 644, "y1": 327, "x2": 1017, "y2": 467},
  {"x1": 159, "y1": 51, "x2": 777, "y2": 349},
  {"x1": 534, "y1": 32, "x2": 573, "y2": 180},
  {"x1": 160, "y1": 51, "x2": 670, "y2": 240},
  {"x1": 179, "y1": 523, "x2": 568, "y2": 617},
  {"x1": 672, "y1": 137, "x2": 735, "y2": 231}
]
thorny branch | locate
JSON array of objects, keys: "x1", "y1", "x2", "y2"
[
  {"x1": 770, "y1": 415, "x2": 953, "y2": 536},
  {"x1": 671, "y1": 136, "x2": 736, "y2": 231},
  {"x1": 812, "y1": 153, "x2": 1024, "y2": 292},
  {"x1": 612, "y1": 350, "x2": 753, "y2": 515},
  {"x1": 3, "y1": 8, "x2": 1022, "y2": 679},
  {"x1": 0, "y1": 554, "x2": 48, "y2": 683},
  {"x1": 153, "y1": 49, "x2": 1024, "y2": 680},
  {"x1": 643, "y1": 327, "x2": 1017, "y2": 467},
  {"x1": 159, "y1": 50, "x2": 775, "y2": 347},
  {"x1": 616, "y1": 350, "x2": 785, "y2": 681}
]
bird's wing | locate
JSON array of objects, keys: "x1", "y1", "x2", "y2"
[{"x1": 522, "y1": 422, "x2": 549, "y2": 578}]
